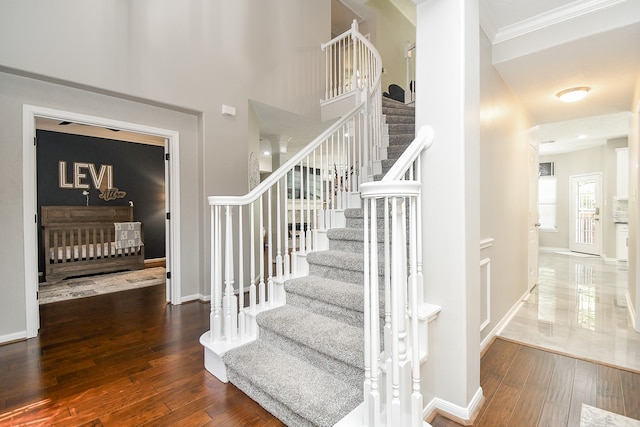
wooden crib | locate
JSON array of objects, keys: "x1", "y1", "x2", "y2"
[{"x1": 41, "y1": 205, "x2": 145, "y2": 283}]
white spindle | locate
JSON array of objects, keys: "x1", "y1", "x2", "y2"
[
  {"x1": 238, "y1": 205, "x2": 245, "y2": 338},
  {"x1": 283, "y1": 174, "x2": 290, "y2": 279},
  {"x1": 250, "y1": 201, "x2": 256, "y2": 313},
  {"x1": 224, "y1": 206, "x2": 235, "y2": 341},
  {"x1": 363, "y1": 195, "x2": 372, "y2": 426},
  {"x1": 291, "y1": 169, "x2": 297, "y2": 275},
  {"x1": 276, "y1": 180, "x2": 283, "y2": 280},
  {"x1": 259, "y1": 196, "x2": 266, "y2": 306},
  {"x1": 212, "y1": 205, "x2": 221, "y2": 341},
  {"x1": 389, "y1": 197, "x2": 402, "y2": 425},
  {"x1": 267, "y1": 187, "x2": 273, "y2": 304},
  {"x1": 299, "y1": 161, "x2": 305, "y2": 254},
  {"x1": 409, "y1": 196, "x2": 423, "y2": 427},
  {"x1": 369, "y1": 197, "x2": 381, "y2": 425},
  {"x1": 306, "y1": 159, "x2": 312, "y2": 251}
]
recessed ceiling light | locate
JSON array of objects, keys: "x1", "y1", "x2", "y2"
[{"x1": 556, "y1": 87, "x2": 590, "y2": 103}]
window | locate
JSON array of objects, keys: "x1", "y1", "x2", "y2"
[{"x1": 538, "y1": 176, "x2": 557, "y2": 230}]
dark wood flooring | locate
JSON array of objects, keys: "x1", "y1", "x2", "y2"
[
  {"x1": 431, "y1": 338, "x2": 640, "y2": 427},
  {"x1": 1, "y1": 284, "x2": 638, "y2": 426},
  {"x1": 0, "y1": 284, "x2": 284, "y2": 426}
]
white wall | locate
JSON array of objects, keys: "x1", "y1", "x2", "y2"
[
  {"x1": 478, "y1": 30, "x2": 532, "y2": 346},
  {"x1": 630, "y1": 72, "x2": 640, "y2": 329},
  {"x1": 0, "y1": 0, "x2": 330, "y2": 341}
]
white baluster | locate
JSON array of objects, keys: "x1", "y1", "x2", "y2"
[
  {"x1": 283, "y1": 173, "x2": 290, "y2": 279},
  {"x1": 291, "y1": 171, "x2": 298, "y2": 276},
  {"x1": 259, "y1": 196, "x2": 266, "y2": 306},
  {"x1": 267, "y1": 187, "x2": 274, "y2": 305},
  {"x1": 276, "y1": 180, "x2": 283, "y2": 280},
  {"x1": 212, "y1": 205, "x2": 221, "y2": 342},
  {"x1": 238, "y1": 205, "x2": 245, "y2": 339},
  {"x1": 363, "y1": 196, "x2": 371, "y2": 425},
  {"x1": 223, "y1": 206, "x2": 237, "y2": 342},
  {"x1": 299, "y1": 162, "x2": 306, "y2": 254},
  {"x1": 389, "y1": 197, "x2": 403, "y2": 424},
  {"x1": 306, "y1": 159, "x2": 312, "y2": 251},
  {"x1": 250, "y1": 201, "x2": 256, "y2": 315},
  {"x1": 312, "y1": 150, "x2": 318, "y2": 250},
  {"x1": 409, "y1": 195, "x2": 423, "y2": 427}
]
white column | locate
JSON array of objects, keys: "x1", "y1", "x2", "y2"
[
  {"x1": 271, "y1": 134, "x2": 290, "y2": 169},
  {"x1": 414, "y1": 0, "x2": 482, "y2": 419}
]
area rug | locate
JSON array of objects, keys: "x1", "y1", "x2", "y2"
[
  {"x1": 581, "y1": 404, "x2": 640, "y2": 426},
  {"x1": 39, "y1": 267, "x2": 166, "y2": 304}
]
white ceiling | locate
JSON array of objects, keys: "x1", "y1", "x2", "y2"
[
  {"x1": 481, "y1": 0, "x2": 640, "y2": 154},
  {"x1": 396, "y1": 0, "x2": 640, "y2": 154}
]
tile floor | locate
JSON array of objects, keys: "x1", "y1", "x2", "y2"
[{"x1": 499, "y1": 251, "x2": 640, "y2": 373}]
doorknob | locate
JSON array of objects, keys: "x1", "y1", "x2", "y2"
[{"x1": 535, "y1": 223, "x2": 541, "y2": 227}]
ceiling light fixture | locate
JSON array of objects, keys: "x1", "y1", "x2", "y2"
[{"x1": 556, "y1": 86, "x2": 590, "y2": 103}]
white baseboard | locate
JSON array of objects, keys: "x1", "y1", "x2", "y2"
[
  {"x1": 182, "y1": 293, "x2": 210, "y2": 303},
  {"x1": 480, "y1": 287, "x2": 530, "y2": 352},
  {"x1": 539, "y1": 246, "x2": 570, "y2": 253},
  {"x1": 626, "y1": 290, "x2": 637, "y2": 331},
  {"x1": 424, "y1": 386, "x2": 484, "y2": 424},
  {"x1": 0, "y1": 330, "x2": 27, "y2": 345}
]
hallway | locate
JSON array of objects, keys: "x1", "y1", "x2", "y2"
[{"x1": 499, "y1": 251, "x2": 640, "y2": 373}]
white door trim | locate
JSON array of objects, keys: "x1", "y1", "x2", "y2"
[{"x1": 23, "y1": 104, "x2": 182, "y2": 338}]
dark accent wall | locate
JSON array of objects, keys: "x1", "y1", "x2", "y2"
[{"x1": 36, "y1": 130, "x2": 165, "y2": 275}]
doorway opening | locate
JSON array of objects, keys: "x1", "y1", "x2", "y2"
[{"x1": 23, "y1": 105, "x2": 182, "y2": 338}]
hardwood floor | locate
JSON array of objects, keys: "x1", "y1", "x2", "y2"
[
  {"x1": 0, "y1": 284, "x2": 284, "y2": 426},
  {"x1": 431, "y1": 338, "x2": 640, "y2": 427},
  {"x1": 1, "y1": 284, "x2": 638, "y2": 426}
]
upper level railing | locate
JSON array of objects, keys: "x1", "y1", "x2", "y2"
[
  {"x1": 322, "y1": 20, "x2": 377, "y2": 104},
  {"x1": 360, "y1": 125, "x2": 437, "y2": 427},
  {"x1": 205, "y1": 20, "x2": 383, "y2": 347}
]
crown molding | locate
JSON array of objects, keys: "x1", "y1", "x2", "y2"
[{"x1": 493, "y1": 0, "x2": 628, "y2": 44}]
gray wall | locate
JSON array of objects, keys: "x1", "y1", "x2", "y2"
[
  {"x1": 479, "y1": 29, "x2": 532, "y2": 344},
  {"x1": 0, "y1": 1, "x2": 330, "y2": 341},
  {"x1": 539, "y1": 137, "x2": 627, "y2": 258}
]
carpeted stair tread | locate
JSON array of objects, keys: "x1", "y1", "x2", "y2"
[
  {"x1": 223, "y1": 340, "x2": 362, "y2": 427},
  {"x1": 257, "y1": 305, "x2": 364, "y2": 369},
  {"x1": 345, "y1": 207, "x2": 385, "y2": 219},
  {"x1": 327, "y1": 227, "x2": 384, "y2": 243},
  {"x1": 384, "y1": 114, "x2": 414, "y2": 124},
  {"x1": 389, "y1": 133, "x2": 415, "y2": 145},
  {"x1": 388, "y1": 123, "x2": 415, "y2": 133},
  {"x1": 307, "y1": 250, "x2": 363, "y2": 272},
  {"x1": 285, "y1": 275, "x2": 364, "y2": 314}
]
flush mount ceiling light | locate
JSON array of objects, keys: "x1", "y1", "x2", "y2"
[{"x1": 556, "y1": 86, "x2": 590, "y2": 103}]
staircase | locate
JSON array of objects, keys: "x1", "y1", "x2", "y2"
[
  {"x1": 380, "y1": 97, "x2": 416, "y2": 180},
  {"x1": 221, "y1": 97, "x2": 416, "y2": 426}
]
